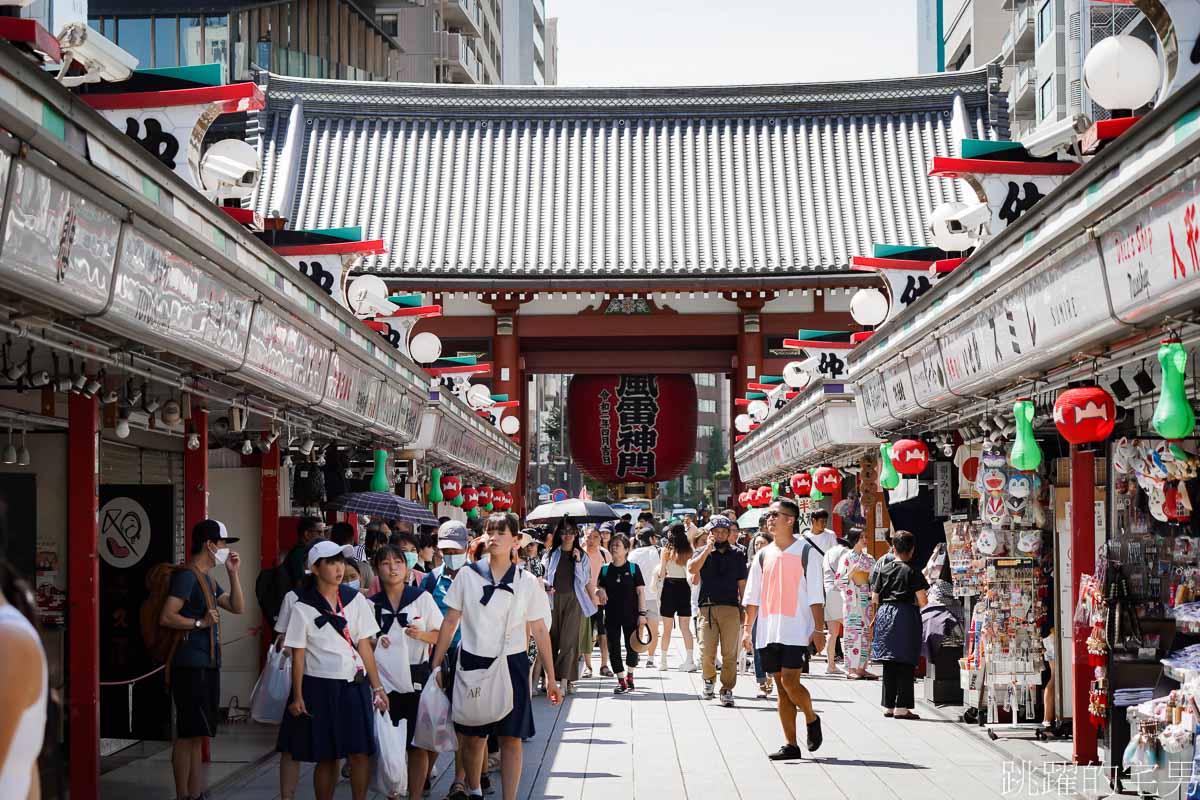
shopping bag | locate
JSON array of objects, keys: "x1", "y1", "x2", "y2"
[
  {"x1": 412, "y1": 678, "x2": 456, "y2": 753},
  {"x1": 375, "y1": 633, "x2": 414, "y2": 695},
  {"x1": 248, "y1": 647, "x2": 291, "y2": 725},
  {"x1": 371, "y1": 712, "x2": 408, "y2": 797}
]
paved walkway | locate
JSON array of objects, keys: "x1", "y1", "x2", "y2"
[{"x1": 199, "y1": 641, "x2": 1093, "y2": 800}]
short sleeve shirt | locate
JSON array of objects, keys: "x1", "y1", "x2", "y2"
[
  {"x1": 743, "y1": 539, "x2": 825, "y2": 649},
  {"x1": 274, "y1": 591, "x2": 298, "y2": 634},
  {"x1": 696, "y1": 546, "x2": 748, "y2": 606},
  {"x1": 871, "y1": 558, "x2": 929, "y2": 604},
  {"x1": 444, "y1": 563, "x2": 552, "y2": 657},
  {"x1": 169, "y1": 569, "x2": 225, "y2": 668},
  {"x1": 370, "y1": 590, "x2": 444, "y2": 666},
  {"x1": 284, "y1": 589, "x2": 380, "y2": 681},
  {"x1": 598, "y1": 561, "x2": 644, "y2": 621}
]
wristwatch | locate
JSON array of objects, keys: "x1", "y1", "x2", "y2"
[{"x1": 193, "y1": 619, "x2": 203, "y2": 629}]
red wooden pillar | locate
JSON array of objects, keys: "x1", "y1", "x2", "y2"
[
  {"x1": 260, "y1": 440, "x2": 280, "y2": 659},
  {"x1": 830, "y1": 483, "x2": 843, "y2": 535},
  {"x1": 67, "y1": 392, "x2": 99, "y2": 800},
  {"x1": 184, "y1": 409, "x2": 208, "y2": 553},
  {"x1": 491, "y1": 300, "x2": 525, "y2": 514},
  {"x1": 1070, "y1": 445, "x2": 1099, "y2": 765},
  {"x1": 731, "y1": 298, "x2": 764, "y2": 501}
]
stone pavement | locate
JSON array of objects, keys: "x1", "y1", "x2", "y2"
[{"x1": 197, "y1": 641, "x2": 1104, "y2": 800}]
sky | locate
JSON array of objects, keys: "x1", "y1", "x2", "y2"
[{"x1": 549, "y1": 0, "x2": 921, "y2": 87}]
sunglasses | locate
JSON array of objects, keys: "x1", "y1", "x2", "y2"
[{"x1": 764, "y1": 510, "x2": 795, "y2": 521}]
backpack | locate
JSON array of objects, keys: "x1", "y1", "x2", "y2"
[
  {"x1": 756, "y1": 542, "x2": 814, "y2": 576},
  {"x1": 140, "y1": 564, "x2": 215, "y2": 680},
  {"x1": 292, "y1": 462, "x2": 325, "y2": 506},
  {"x1": 600, "y1": 562, "x2": 638, "y2": 581},
  {"x1": 255, "y1": 564, "x2": 293, "y2": 626}
]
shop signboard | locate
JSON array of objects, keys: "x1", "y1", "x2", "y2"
[
  {"x1": 909, "y1": 339, "x2": 953, "y2": 409},
  {"x1": 881, "y1": 356, "x2": 921, "y2": 419},
  {"x1": 238, "y1": 304, "x2": 330, "y2": 405},
  {"x1": 1101, "y1": 174, "x2": 1200, "y2": 324},
  {"x1": 856, "y1": 372, "x2": 897, "y2": 431},
  {"x1": 106, "y1": 227, "x2": 254, "y2": 370},
  {"x1": 0, "y1": 159, "x2": 122, "y2": 317},
  {"x1": 321, "y1": 349, "x2": 381, "y2": 426}
]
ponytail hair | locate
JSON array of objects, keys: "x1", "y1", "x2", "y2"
[{"x1": 0, "y1": 559, "x2": 37, "y2": 631}]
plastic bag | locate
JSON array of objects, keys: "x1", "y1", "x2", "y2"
[
  {"x1": 372, "y1": 712, "x2": 408, "y2": 797},
  {"x1": 248, "y1": 647, "x2": 291, "y2": 725},
  {"x1": 375, "y1": 634, "x2": 414, "y2": 695},
  {"x1": 412, "y1": 677, "x2": 456, "y2": 753}
]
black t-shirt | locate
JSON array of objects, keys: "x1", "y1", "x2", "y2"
[
  {"x1": 698, "y1": 544, "x2": 748, "y2": 607},
  {"x1": 871, "y1": 557, "x2": 929, "y2": 604},
  {"x1": 598, "y1": 561, "x2": 644, "y2": 622}
]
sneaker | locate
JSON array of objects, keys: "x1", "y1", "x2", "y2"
[
  {"x1": 481, "y1": 773, "x2": 493, "y2": 795},
  {"x1": 768, "y1": 744, "x2": 803, "y2": 761},
  {"x1": 806, "y1": 716, "x2": 823, "y2": 752},
  {"x1": 703, "y1": 680, "x2": 716, "y2": 700},
  {"x1": 645, "y1": 657, "x2": 656, "y2": 668},
  {"x1": 613, "y1": 678, "x2": 629, "y2": 694},
  {"x1": 626, "y1": 675, "x2": 635, "y2": 691},
  {"x1": 445, "y1": 782, "x2": 469, "y2": 800},
  {"x1": 658, "y1": 658, "x2": 668, "y2": 671},
  {"x1": 679, "y1": 657, "x2": 698, "y2": 673},
  {"x1": 720, "y1": 689, "x2": 735, "y2": 707},
  {"x1": 486, "y1": 752, "x2": 501, "y2": 771}
]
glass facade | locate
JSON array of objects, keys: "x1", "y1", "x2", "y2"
[{"x1": 115, "y1": 17, "x2": 152, "y2": 69}]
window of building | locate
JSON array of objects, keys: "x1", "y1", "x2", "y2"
[
  {"x1": 696, "y1": 374, "x2": 716, "y2": 387},
  {"x1": 698, "y1": 399, "x2": 716, "y2": 413},
  {"x1": 88, "y1": 17, "x2": 104, "y2": 35},
  {"x1": 1037, "y1": 0, "x2": 1053, "y2": 46},
  {"x1": 154, "y1": 17, "x2": 177, "y2": 67},
  {"x1": 205, "y1": 16, "x2": 230, "y2": 75},
  {"x1": 1039, "y1": 75, "x2": 1055, "y2": 121},
  {"x1": 698, "y1": 424, "x2": 715, "y2": 439},
  {"x1": 379, "y1": 14, "x2": 399, "y2": 37},
  {"x1": 180, "y1": 17, "x2": 203, "y2": 65},
  {"x1": 116, "y1": 18, "x2": 153, "y2": 69}
]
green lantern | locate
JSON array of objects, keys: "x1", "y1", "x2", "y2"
[
  {"x1": 1152, "y1": 338, "x2": 1196, "y2": 440},
  {"x1": 467, "y1": 507, "x2": 480, "y2": 520},
  {"x1": 1008, "y1": 397, "x2": 1042, "y2": 472},
  {"x1": 770, "y1": 481, "x2": 780, "y2": 499},
  {"x1": 879, "y1": 444, "x2": 900, "y2": 490},
  {"x1": 429, "y1": 467, "x2": 444, "y2": 505},
  {"x1": 452, "y1": 493, "x2": 465, "y2": 507},
  {"x1": 369, "y1": 449, "x2": 390, "y2": 492},
  {"x1": 809, "y1": 470, "x2": 824, "y2": 501}
]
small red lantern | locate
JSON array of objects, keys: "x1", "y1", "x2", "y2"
[
  {"x1": 739, "y1": 490, "x2": 752, "y2": 508},
  {"x1": 441, "y1": 474, "x2": 461, "y2": 502},
  {"x1": 891, "y1": 439, "x2": 930, "y2": 475},
  {"x1": 496, "y1": 490, "x2": 511, "y2": 511},
  {"x1": 461, "y1": 485, "x2": 479, "y2": 511},
  {"x1": 814, "y1": 466, "x2": 842, "y2": 494},
  {"x1": 755, "y1": 485, "x2": 773, "y2": 507},
  {"x1": 1054, "y1": 386, "x2": 1116, "y2": 444},
  {"x1": 478, "y1": 485, "x2": 494, "y2": 508},
  {"x1": 790, "y1": 472, "x2": 812, "y2": 496}
]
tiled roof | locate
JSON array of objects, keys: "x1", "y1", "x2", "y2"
[{"x1": 254, "y1": 69, "x2": 1002, "y2": 278}]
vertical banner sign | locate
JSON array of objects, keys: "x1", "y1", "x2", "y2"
[
  {"x1": 934, "y1": 461, "x2": 952, "y2": 517},
  {"x1": 567, "y1": 374, "x2": 697, "y2": 484},
  {"x1": 99, "y1": 485, "x2": 175, "y2": 741}
]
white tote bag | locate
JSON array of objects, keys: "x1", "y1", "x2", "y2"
[
  {"x1": 375, "y1": 630, "x2": 414, "y2": 695},
  {"x1": 451, "y1": 571, "x2": 521, "y2": 728},
  {"x1": 248, "y1": 647, "x2": 291, "y2": 725}
]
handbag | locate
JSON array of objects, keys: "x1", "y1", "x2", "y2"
[{"x1": 452, "y1": 567, "x2": 522, "y2": 727}]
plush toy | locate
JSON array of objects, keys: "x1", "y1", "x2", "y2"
[
  {"x1": 1008, "y1": 397, "x2": 1042, "y2": 471},
  {"x1": 1152, "y1": 337, "x2": 1196, "y2": 440}
]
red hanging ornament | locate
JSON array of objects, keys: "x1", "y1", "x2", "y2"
[
  {"x1": 790, "y1": 472, "x2": 812, "y2": 496},
  {"x1": 441, "y1": 475, "x2": 461, "y2": 502},
  {"x1": 478, "y1": 485, "x2": 494, "y2": 508},
  {"x1": 754, "y1": 486, "x2": 773, "y2": 507},
  {"x1": 891, "y1": 439, "x2": 930, "y2": 476},
  {"x1": 813, "y1": 466, "x2": 842, "y2": 494},
  {"x1": 461, "y1": 485, "x2": 479, "y2": 512},
  {"x1": 1053, "y1": 386, "x2": 1116, "y2": 444}
]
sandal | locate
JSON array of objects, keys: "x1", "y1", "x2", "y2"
[
  {"x1": 895, "y1": 712, "x2": 921, "y2": 720},
  {"x1": 883, "y1": 710, "x2": 894, "y2": 717},
  {"x1": 581, "y1": 667, "x2": 593, "y2": 679},
  {"x1": 599, "y1": 667, "x2": 614, "y2": 677}
]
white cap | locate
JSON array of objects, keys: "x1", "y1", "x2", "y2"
[{"x1": 307, "y1": 539, "x2": 356, "y2": 569}]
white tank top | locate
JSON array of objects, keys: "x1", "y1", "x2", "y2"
[
  {"x1": 0, "y1": 605, "x2": 46, "y2": 799},
  {"x1": 663, "y1": 558, "x2": 689, "y2": 579}
]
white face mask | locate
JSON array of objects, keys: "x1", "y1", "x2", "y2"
[
  {"x1": 212, "y1": 546, "x2": 230, "y2": 565},
  {"x1": 346, "y1": 579, "x2": 360, "y2": 590},
  {"x1": 444, "y1": 553, "x2": 468, "y2": 571}
]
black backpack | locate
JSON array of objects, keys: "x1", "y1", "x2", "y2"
[{"x1": 255, "y1": 563, "x2": 293, "y2": 627}]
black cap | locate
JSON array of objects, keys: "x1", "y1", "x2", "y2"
[{"x1": 193, "y1": 518, "x2": 239, "y2": 545}]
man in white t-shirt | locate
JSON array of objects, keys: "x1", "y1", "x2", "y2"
[
  {"x1": 742, "y1": 497, "x2": 825, "y2": 762},
  {"x1": 627, "y1": 529, "x2": 662, "y2": 666}
]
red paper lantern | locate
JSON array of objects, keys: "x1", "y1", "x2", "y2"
[
  {"x1": 500, "y1": 490, "x2": 513, "y2": 511},
  {"x1": 755, "y1": 486, "x2": 773, "y2": 507},
  {"x1": 441, "y1": 475, "x2": 461, "y2": 501},
  {"x1": 790, "y1": 472, "x2": 812, "y2": 496},
  {"x1": 493, "y1": 490, "x2": 509, "y2": 511},
  {"x1": 461, "y1": 485, "x2": 479, "y2": 511},
  {"x1": 738, "y1": 490, "x2": 752, "y2": 508},
  {"x1": 814, "y1": 466, "x2": 842, "y2": 494},
  {"x1": 478, "y1": 485, "x2": 494, "y2": 508},
  {"x1": 567, "y1": 374, "x2": 697, "y2": 484},
  {"x1": 1053, "y1": 386, "x2": 1116, "y2": 444},
  {"x1": 891, "y1": 439, "x2": 930, "y2": 475}
]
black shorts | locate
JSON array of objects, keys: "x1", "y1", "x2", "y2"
[
  {"x1": 171, "y1": 666, "x2": 220, "y2": 739},
  {"x1": 757, "y1": 644, "x2": 810, "y2": 674},
  {"x1": 659, "y1": 578, "x2": 692, "y2": 619}
]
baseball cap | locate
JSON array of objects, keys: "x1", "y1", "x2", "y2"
[
  {"x1": 193, "y1": 519, "x2": 239, "y2": 545},
  {"x1": 307, "y1": 539, "x2": 356, "y2": 568},
  {"x1": 705, "y1": 516, "x2": 733, "y2": 531},
  {"x1": 599, "y1": 521, "x2": 614, "y2": 533},
  {"x1": 436, "y1": 520, "x2": 470, "y2": 551}
]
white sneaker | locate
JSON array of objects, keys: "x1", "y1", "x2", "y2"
[
  {"x1": 658, "y1": 658, "x2": 668, "y2": 671},
  {"x1": 645, "y1": 657, "x2": 656, "y2": 668},
  {"x1": 679, "y1": 657, "x2": 698, "y2": 673}
]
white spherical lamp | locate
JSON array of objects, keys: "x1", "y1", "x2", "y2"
[
  {"x1": 466, "y1": 383, "x2": 494, "y2": 410},
  {"x1": 747, "y1": 399, "x2": 770, "y2": 422},
  {"x1": 499, "y1": 414, "x2": 520, "y2": 435},
  {"x1": 783, "y1": 361, "x2": 812, "y2": 390},
  {"x1": 850, "y1": 287, "x2": 890, "y2": 327},
  {"x1": 408, "y1": 331, "x2": 442, "y2": 364},
  {"x1": 927, "y1": 201, "x2": 974, "y2": 252},
  {"x1": 1084, "y1": 35, "x2": 1160, "y2": 112},
  {"x1": 734, "y1": 414, "x2": 752, "y2": 434}
]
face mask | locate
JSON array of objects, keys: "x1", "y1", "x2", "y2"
[
  {"x1": 403, "y1": 552, "x2": 419, "y2": 569},
  {"x1": 346, "y1": 579, "x2": 360, "y2": 590},
  {"x1": 444, "y1": 553, "x2": 468, "y2": 571},
  {"x1": 716, "y1": 541, "x2": 729, "y2": 551},
  {"x1": 213, "y1": 547, "x2": 230, "y2": 565}
]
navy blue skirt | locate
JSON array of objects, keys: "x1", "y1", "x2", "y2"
[
  {"x1": 277, "y1": 675, "x2": 377, "y2": 762},
  {"x1": 871, "y1": 602, "x2": 922, "y2": 666},
  {"x1": 453, "y1": 651, "x2": 534, "y2": 740}
]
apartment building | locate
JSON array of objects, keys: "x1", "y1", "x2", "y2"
[{"x1": 501, "y1": 0, "x2": 551, "y2": 84}]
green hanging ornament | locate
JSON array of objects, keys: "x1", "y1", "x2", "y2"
[
  {"x1": 467, "y1": 507, "x2": 480, "y2": 520},
  {"x1": 1008, "y1": 397, "x2": 1042, "y2": 472},
  {"x1": 429, "y1": 467, "x2": 444, "y2": 504},
  {"x1": 879, "y1": 444, "x2": 900, "y2": 490},
  {"x1": 809, "y1": 470, "x2": 824, "y2": 501},
  {"x1": 770, "y1": 481, "x2": 780, "y2": 499},
  {"x1": 452, "y1": 493, "x2": 465, "y2": 507},
  {"x1": 1152, "y1": 338, "x2": 1196, "y2": 440},
  {"x1": 484, "y1": 504, "x2": 494, "y2": 512},
  {"x1": 369, "y1": 449, "x2": 391, "y2": 492}
]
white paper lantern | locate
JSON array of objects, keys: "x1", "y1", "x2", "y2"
[
  {"x1": 748, "y1": 399, "x2": 770, "y2": 422},
  {"x1": 850, "y1": 287, "x2": 889, "y2": 326},
  {"x1": 466, "y1": 383, "x2": 494, "y2": 410},
  {"x1": 499, "y1": 415, "x2": 520, "y2": 435},
  {"x1": 927, "y1": 201, "x2": 974, "y2": 252},
  {"x1": 782, "y1": 361, "x2": 812, "y2": 390},
  {"x1": 1084, "y1": 35, "x2": 1160, "y2": 112},
  {"x1": 408, "y1": 331, "x2": 443, "y2": 363},
  {"x1": 734, "y1": 413, "x2": 752, "y2": 434}
]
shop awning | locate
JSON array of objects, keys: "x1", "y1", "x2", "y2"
[{"x1": 407, "y1": 397, "x2": 520, "y2": 485}]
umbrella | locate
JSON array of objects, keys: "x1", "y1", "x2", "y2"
[
  {"x1": 327, "y1": 492, "x2": 438, "y2": 527},
  {"x1": 526, "y1": 498, "x2": 618, "y2": 524},
  {"x1": 737, "y1": 507, "x2": 768, "y2": 530}
]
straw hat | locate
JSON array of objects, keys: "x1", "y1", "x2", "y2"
[{"x1": 629, "y1": 622, "x2": 653, "y2": 654}]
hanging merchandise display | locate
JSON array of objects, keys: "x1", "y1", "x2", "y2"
[
  {"x1": 428, "y1": 467, "x2": 444, "y2": 505},
  {"x1": 1054, "y1": 386, "x2": 1117, "y2": 445},
  {"x1": 1008, "y1": 398, "x2": 1042, "y2": 472},
  {"x1": 891, "y1": 438, "x2": 930, "y2": 475},
  {"x1": 1152, "y1": 338, "x2": 1196, "y2": 441},
  {"x1": 879, "y1": 443, "x2": 901, "y2": 489}
]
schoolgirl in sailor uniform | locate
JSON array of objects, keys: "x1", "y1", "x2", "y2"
[
  {"x1": 429, "y1": 512, "x2": 562, "y2": 800},
  {"x1": 278, "y1": 540, "x2": 389, "y2": 800},
  {"x1": 369, "y1": 544, "x2": 443, "y2": 798}
]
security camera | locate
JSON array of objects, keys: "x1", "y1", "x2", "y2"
[
  {"x1": 199, "y1": 139, "x2": 261, "y2": 202},
  {"x1": 1021, "y1": 114, "x2": 1089, "y2": 159},
  {"x1": 56, "y1": 23, "x2": 138, "y2": 87},
  {"x1": 944, "y1": 202, "x2": 990, "y2": 237}
]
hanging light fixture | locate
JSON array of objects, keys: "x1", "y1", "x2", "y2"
[
  {"x1": 17, "y1": 429, "x2": 29, "y2": 466},
  {"x1": 241, "y1": 437, "x2": 254, "y2": 455},
  {"x1": 2, "y1": 428, "x2": 16, "y2": 464}
]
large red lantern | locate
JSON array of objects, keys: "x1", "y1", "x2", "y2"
[
  {"x1": 891, "y1": 439, "x2": 930, "y2": 475},
  {"x1": 790, "y1": 472, "x2": 812, "y2": 496},
  {"x1": 567, "y1": 374, "x2": 698, "y2": 484},
  {"x1": 478, "y1": 485, "x2": 494, "y2": 509},
  {"x1": 814, "y1": 466, "x2": 842, "y2": 494},
  {"x1": 441, "y1": 474, "x2": 461, "y2": 502},
  {"x1": 461, "y1": 485, "x2": 479, "y2": 511},
  {"x1": 1054, "y1": 386, "x2": 1116, "y2": 444}
]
